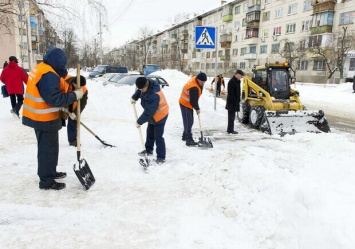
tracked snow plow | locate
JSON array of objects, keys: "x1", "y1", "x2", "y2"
[{"x1": 237, "y1": 62, "x2": 330, "y2": 135}]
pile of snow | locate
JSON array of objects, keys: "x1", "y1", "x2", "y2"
[{"x1": 0, "y1": 69, "x2": 355, "y2": 249}]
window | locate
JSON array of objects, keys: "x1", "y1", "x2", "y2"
[
  {"x1": 18, "y1": 15, "x2": 26, "y2": 22},
  {"x1": 218, "y1": 63, "x2": 223, "y2": 69},
  {"x1": 303, "y1": 0, "x2": 312, "y2": 12},
  {"x1": 235, "y1": 21, "x2": 241, "y2": 30},
  {"x1": 301, "y1": 20, "x2": 311, "y2": 31},
  {"x1": 260, "y1": 45, "x2": 267, "y2": 54},
  {"x1": 349, "y1": 58, "x2": 355, "y2": 71},
  {"x1": 206, "y1": 52, "x2": 210, "y2": 58},
  {"x1": 288, "y1": 3, "x2": 298, "y2": 15},
  {"x1": 212, "y1": 63, "x2": 216, "y2": 69},
  {"x1": 233, "y1": 49, "x2": 238, "y2": 56},
  {"x1": 313, "y1": 60, "x2": 326, "y2": 71},
  {"x1": 19, "y1": 28, "x2": 27, "y2": 36},
  {"x1": 220, "y1": 24, "x2": 225, "y2": 33},
  {"x1": 234, "y1": 35, "x2": 238, "y2": 42},
  {"x1": 312, "y1": 11, "x2": 334, "y2": 27},
  {"x1": 273, "y1": 26, "x2": 282, "y2": 36},
  {"x1": 214, "y1": 14, "x2": 218, "y2": 22},
  {"x1": 218, "y1": 50, "x2": 223, "y2": 56},
  {"x1": 212, "y1": 51, "x2": 216, "y2": 58},
  {"x1": 250, "y1": 46, "x2": 256, "y2": 53},
  {"x1": 241, "y1": 47, "x2": 247, "y2": 55},
  {"x1": 235, "y1": 5, "x2": 241, "y2": 14},
  {"x1": 271, "y1": 43, "x2": 280, "y2": 53},
  {"x1": 201, "y1": 52, "x2": 206, "y2": 58},
  {"x1": 339, "y1": 11, "x2": 355, "y2": 25},
  {"x1": 262, "y1": 11, "x2": 270, "y2": 21},
  {"x1": 299, "y1": 40, "x2": 306, "y2": 51},
  {"x1": 275, "y1": 8, "x2": 283, "y2": 19},
  {"x1": 201, "y1": 63, "x2": 205, "y2": 69},
  {"x1": 206, "y1": 63, "x2": 210, "y2": 70},
  {"x1": 264, "y1": 0, "x2": 270, "y2": 4},
  {"x1": 261, "y1": 29, "x2": 269, "y2": 37},
  {"x1": 242, "y1": 18, "x2": 247, "y2": 27},
  {"x1": 286, "y1": 23, "x2": 296, "y2": 33},
  {"x1": 298, "y1": 61, "x2": 308, "y2": 70},
  {"x1": 308, "y1": 35, "x2": 322, "y2": 47},
  {"x1": 240, "y1": 62, "x2": 246, "y2": 69}
]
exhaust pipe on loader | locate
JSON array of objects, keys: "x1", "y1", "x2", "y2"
[{"x1": 260, "y1": 110, "x2": 331, "y2": 135}]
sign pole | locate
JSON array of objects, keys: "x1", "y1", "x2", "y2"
[{"x1": 214, "y1": 27, "x2": 218, "y2": 111}]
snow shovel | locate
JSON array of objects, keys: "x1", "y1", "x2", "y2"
[
  {"x1": 80, "y1": 121, "x2": 115, "y2": 147},
  {"x1": 73, "y1": 64, "x2": 96, "y2": 190},
  {"x1": 197, "y1": 113, "x2": 213, "y2": 148},
  {"x1": 132, "y1": 103, "x2": 150, "y2": 170}
]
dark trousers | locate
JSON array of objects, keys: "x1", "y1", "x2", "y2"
[
  {"x1": 67, "y1": 118, "x2": 77, "y2": 142},
  {"x1": 353, "y1": 81, "x2": 355, "y2": 92},
  {"x1": 216, "y1": 85, "x2": 221, "y2": 97},
  {"x1": 9, "y1": 94, "x2": 24, "y2": 112},
  {"x1": 145, "y1": 117, "x2": 167, "y2": 160},
  {"x1": 180, "y1": 104, "x2": 194, "y2": 140},
  {"x1": 227, "y1": 109, "x2": 236, "y2": 133},
  {"x1": 35, "y1": 129, "x2": 59, "y2": 188}
]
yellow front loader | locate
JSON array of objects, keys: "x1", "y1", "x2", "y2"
[{"x1": 237, "y1": 62, "x2": 330, "y2": 135}]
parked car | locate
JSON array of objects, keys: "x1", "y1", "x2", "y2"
[
  {"x1": 112, "y1": 75, "x2": 169, "y2": 88},
  {"x1": 102, "y1": 73, "x2": 131, "y2": 86},
  {"x1": 88, "y1": 65, "x2": 128, "y2": 79},
  {"x1": 92, "y1": 73, "x2": 118, "y2": 83}
]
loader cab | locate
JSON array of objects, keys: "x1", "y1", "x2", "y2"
[
  {"x1": 267, "y1": 68, "x2": 291, "y2": 99},
  {"x1": 252, "y1": 69, "x2": 268, "y2": 91}
]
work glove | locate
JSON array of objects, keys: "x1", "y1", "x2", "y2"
[
  {"x1": 131, "y1": 98, "x2": 136, "y2": 104},
  {"x1": 196, "y1": 109, "x2": 200, "y2": 115},
  {"x1": 74, "y1": 88, "x2": 84, "y2": 100},
  {"x1": 136, "y1": 122, "x2": 141, "y2": 128},
  {"x1": 68, "y1": 112, "x2": 77, "y2": 120}
]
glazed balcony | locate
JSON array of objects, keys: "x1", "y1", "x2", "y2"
[
  {"x1": 220, "y1": 55, "x2": 231, "y2": 61},
  {"x1": 312, "y1": 0, "x2": 336, "y2": 13},
  {"x1": 310, "y1": 25, "x2": 333, "y2": 35},
  {"x1": 222, "y1": 14, "x2": 233, "y2": 22},
  {"x1": 244, "y1": 53, "x2": 257, "y2": 60}
]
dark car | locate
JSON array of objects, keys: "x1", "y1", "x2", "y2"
[
  {"x1": 112, "y1": 75, "x2": 169, "y2": 88},
  {"x1": 88, "y1": 65, "x2": 128, "y2": 79}
]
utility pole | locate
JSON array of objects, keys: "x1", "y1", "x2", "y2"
[{"x1": 99, "y1": 10, "x2": 103, "y2": 64}]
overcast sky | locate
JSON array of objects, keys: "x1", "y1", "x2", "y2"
[{"x1": 94, "y1": 0, "x2": 227, "y2": 49}]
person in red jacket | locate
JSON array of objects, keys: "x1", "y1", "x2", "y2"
[{"x1": 0, "y1": 56, "x2": 28, "y2": 118}]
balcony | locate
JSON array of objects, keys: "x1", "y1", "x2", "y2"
[
  {"x1": 222, "y1": 14, "x2": 233, "y2": 22},
  {"x1": 244, "y1": 53, "x2": 257, "y2": 60},
  {"x1": 181, "y1": 49, "x2": 188, "y2": 53},
  {"x1": 310, "y1": 25, "x2": 333, "y2": 35},
  {"x1": 170, "y1": 38, "x2": 178, "y2": 44},
  {"x1": 220, "y1": 55, "x2": 231, "y2": 61},
  {"x1": 244, "y1": 37, "x2": 259, "y2": 45},
  {"x1": 312, "y1": 0, "x2": 336, "y2": 13},
  {"x1": 247, "y1": 4, "x2": 261, "y2": 12},
  {"x1": 161, "y1": 42, "x2": 168, "y2": 48}
]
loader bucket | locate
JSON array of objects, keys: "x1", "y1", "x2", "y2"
[{"x1": 260, "y1": 110, "x2": 330, "y2": 135}]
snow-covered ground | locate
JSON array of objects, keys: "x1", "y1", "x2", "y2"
[{"x1": 1, "y1": 69, "x2": 355, "y2": 249}]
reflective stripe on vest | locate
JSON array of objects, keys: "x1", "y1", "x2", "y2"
[
  {"x1": 153, "y1": 90, "x2": 169, "y2": 122},
  {"x1": 23, "y1": 62, "x2": 67, "y2": 122},
  {"x1": 179, "y1": 76, "x2": 201, "y2": 109}
]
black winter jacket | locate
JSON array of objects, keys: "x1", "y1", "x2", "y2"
[{"x1": 225, "y1": 76, "x2": 241, "y2": 112}]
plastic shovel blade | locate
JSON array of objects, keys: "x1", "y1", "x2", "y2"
[
  {"x1": 139, "y1": 157, "x2": 150, "y2": 171},
  {"x1": 73, "y1": 159, "x2": 96, "y2": 190},
  {"x1": 198, "y1": 137, "x2": 213, "y2": 148}
]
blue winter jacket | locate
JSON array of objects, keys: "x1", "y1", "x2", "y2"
[
  {"x1": 131, "y1": 79, "x2": 168, "y2": 125},
  {"x1": 22, "y1": 48, "x2": 77, "y2": 131}
]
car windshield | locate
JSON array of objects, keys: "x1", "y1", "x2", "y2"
[
  {"x1": 110, "y1": 74, "x2": 128, "y2": 82},
  {"x1": 93, "y1": 65, "x2": 106, "y2": 73},
  {"x1": 116, "y1": 75, "x2": 140, "y2": 85}
]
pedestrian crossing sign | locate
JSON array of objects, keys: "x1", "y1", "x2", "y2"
[{"x1": 195, "y1": 26, "x2": 216, "y2": 49}]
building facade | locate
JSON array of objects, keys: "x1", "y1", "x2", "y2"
[
  {"x1": 116, "y1": 0, "x2": 355, "y2": 82},
  {"x1": 0, "y1": 0, "x2": 62, "y2": 71}
]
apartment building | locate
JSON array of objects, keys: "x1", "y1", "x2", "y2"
[
  {"x1": 117, "y1": 0, "x2": 355, "y2": 82},
  {"x1": 0, "y1": 0, "x2": 62, "y2": 71}
]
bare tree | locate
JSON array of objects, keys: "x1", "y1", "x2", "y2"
[
  {"x1": 278, "y1": 38, "x2": 306, "y2": 77},
  {"x1": 62, "y1": 29, "x2": 79, "y2": 68},
  {"x1": 0, "y1": 0, "x2": 16, "y2": 36},
  {"x1": 137, "y1": 26, "x2": 154, "y2": 65}
]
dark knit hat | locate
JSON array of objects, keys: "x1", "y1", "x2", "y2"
[
  {"x1": 196, "y1": 72, "x2": 207, "y2": 81},
  {"x1": 235, "y1": 69, "x2": 244, "y2": 76},
  {"x1": 136, "y1": 77, "x2": 149, "y2": 89},
  {"x1": 9, "y1": 56, "x2": 18, "y2": 63}
]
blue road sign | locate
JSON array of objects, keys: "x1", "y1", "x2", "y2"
[{"x1": 195, "y1": 26, "x2": 216, "y2": 49}]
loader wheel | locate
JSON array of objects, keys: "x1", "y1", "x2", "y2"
[
  {"x1": 237, "y1": 102, "x2": 249, "y2": 123},
  {"x1": 249, "y1": 106, "x2": 265, "y2": 129}
]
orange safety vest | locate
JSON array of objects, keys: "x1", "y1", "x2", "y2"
[
  {"x1": 153, "y1": 90, "x2": 169, "y2": 122},
  {"x1": 179, "y1": 76, "x2": 202, "y2": 109},
  {"x1": 23, "y1": 62, "x2": 68, "y2": 122}
]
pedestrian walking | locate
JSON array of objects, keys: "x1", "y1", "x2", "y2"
[
  {"x1": 131, "y1": 76, "x2": 169, "y2": 164},
  {"x1": 352, "y1": 75, "x2": 355, "y2": 93},
  {"x1": 225, "y1": 69, "x2": 244, "y2": 134},
  {"x1": 0, "y1": 56, "x2": 28, "y2": 118},
  {"x1": 179, "y1": 72, "x2": 207, "y2": 146},
  {"x1": 211, "y1": 74, "x2": 225, "y2": 97},
  {"x1": 22, "y1": 48, "x2": 85, "y2": 190}
]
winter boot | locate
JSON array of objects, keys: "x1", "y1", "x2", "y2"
[
  {"x1": 40, "y1": 181, "x2": 66, "y2": 190},
  {"x1": 186, "y1": 139, "x2": 198, "y2": 146},
  {"x1": 69, "y1": 140, "x2": 77, "y2": 147},
  {"x1": 154, "y1": 158, "x2": 166, "y2": 164},
  {"x1": 138, "y1": 150, "x2": 153, "y2": 156},
  {"x1": 55, "y1": 172, "x2": 67, "y2": 179}
]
